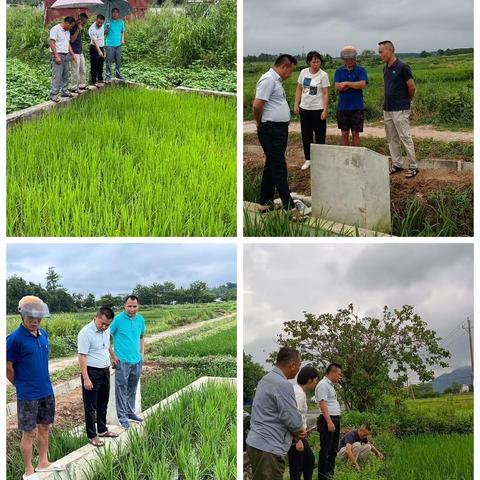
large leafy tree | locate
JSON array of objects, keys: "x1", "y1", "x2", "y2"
[{"x1": 271, "y1": 305, "x2": 450, "y2": 411}]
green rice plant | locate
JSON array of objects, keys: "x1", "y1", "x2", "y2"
[
  {"x1": 87, "y1": 382, "x2": 236, "y2": 479},
  {"x1": 154, "y1": 325, "x2": 236, "y2": 357},
  {"x1": 7, "y1": 87, "x2": 236, "y2": 237}
]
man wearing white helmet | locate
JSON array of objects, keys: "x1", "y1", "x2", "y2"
[
  {"x1": 334, "y1": 46, "x2": 368, "y2": 147},
  {"x1": 6, "y1": 296, "x2": 65, "y2": 479}
]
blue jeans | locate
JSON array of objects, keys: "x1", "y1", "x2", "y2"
[
  {"x1": 115, "y1": 360, "x2": 142, "y2": 423},
  {"x1": 105, "y1": 46, "x2": 123, "y2": 80}
]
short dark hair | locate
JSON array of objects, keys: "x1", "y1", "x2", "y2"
[
  {"x1": 64, "y1": 16, "x2": 76, "y2": 24},
  {"x1": 274, "y1": 54, "x2": 298, "y2": 67},
  {"x1": 124, "y1": 294, "x2": 139, "y2": 304},
  {"x1": 276, "y1": 347, "x2": 300, "y2": 366},
  {"x1": 111, "y1": 7, "x2": 120, "y2": 12},
  {"x1": 326, "y1": 362, "x2": 342, "y2": 374},
  {"x1": 79, "y1": 13, "x2": 88, "y2": 19},
  {"x1": 97, "y1": 306, "x2": 115, "y2": 320},
  {"x1": 359, "y1": 422, "x2": 371, "y2": 431},
  {"x1": 378, "y1": 40, "x2": 395, "y2": 52},
  {"x1": 297, "y1": 366, "x2": 319, "y2": 385},
  {"x1": 306, "y1": 50, "x2": 323, "y2": 64},
  {"x1": 96, "y1": 14, "x2": 106, "y2": 20}
]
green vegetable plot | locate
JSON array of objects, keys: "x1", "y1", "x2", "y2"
[{"x1": 7, "y1": 87, "x2": 236, "y2": 236}]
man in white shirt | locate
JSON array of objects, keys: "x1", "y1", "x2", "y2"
[
  {"x1": 88, "y1": 14, "x2": 106, "y2": 86},
  {"x1": 49, "y1": 16, "x2": 77, "y2": 102},
  {"x1": 315, "y1": 363, "x2": 342, "y2": 480}
]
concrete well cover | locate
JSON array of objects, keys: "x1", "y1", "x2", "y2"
[{"x1": 310, "y1": 145, "x2": 391, "y2": 233}]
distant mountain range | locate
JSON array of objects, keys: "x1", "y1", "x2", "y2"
[{"x1": 432, "y1": 366, "x2": 473, "y2": 393}]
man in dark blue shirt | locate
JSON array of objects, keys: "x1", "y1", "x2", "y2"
[
  {"x1": 69, "y1": 13, "x2": 89, "y2": 92},
  {"x1": 337, "y1": 423, "x2": 384, "y2": 470},
  {"x1": 379, "y1": 40, "x2": 418, "y2": 178},
  {"x1": 7, "y1": 296, "x2": 65, "y2": 478},
  {"x1": 334, "y1": 45, "x2": 368, "y2": 147}
]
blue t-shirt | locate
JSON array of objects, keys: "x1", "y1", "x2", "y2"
[
  {"x1": 6, "y1": 324, "x2": 53, "y2": 401},
  {"x1": 110, "y1": 311, "x2": 146, "y2": 364},
  {"x1": 104, "y1": 19, "x2": 125, "y2": 47},
  {"x1": 334, "y1": 65, "x2": 368, "y2": 111}
]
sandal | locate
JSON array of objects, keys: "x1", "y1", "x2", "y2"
[
  {"x1": 389, "y1": 165, "x2": 404, "y2": 175},
  {"x1": 88, "y1": 437, "x2": 104, "y2": 447},
  {"x1": 98, "y1": 431, "x2": 119, "y2": 438},
  {"x1": 405, "y1": 168, "x2": 419, "y2": 178}
]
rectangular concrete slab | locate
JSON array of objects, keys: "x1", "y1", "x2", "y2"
[{"x1": 311, "y1": 145, "x2": 391, "y2": 233}]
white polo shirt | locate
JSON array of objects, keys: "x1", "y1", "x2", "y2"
[
  {"x1": 49, "y1": 24, "x2": 70, "y2": 54},
  {"x1": 77, "y1": 320, "x2": 111, "y2": 368},
  {"x1": 88, "y1": 23, "x2": 105, "y2": 48},
  {"x1": 315, "y1": 376, "x2": 341, "y2": 416},
  {"x1": 293, "y1": 383, "x2": 308, "y2": 430},
  {"x1": 255, "y1": 68, "x2": 291, "y2": 123}
]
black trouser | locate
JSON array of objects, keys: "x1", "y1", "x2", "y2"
[
  {"x1": 81, "y1": 366, "x2": 110, "y2": 439},
  {"x1": 89, "y1": 45, "x2": 104, "y2": 84},
  {"x1": 258, "y1": 121, "x2": 295, "y2": 211},
  {"x1": 288, "y1": 438, "x2": 315, "y2": 480},
  {"x1": 299, "y1": 108, "x2": 327, "y2": 161},
  {"x1": 317, "y1": 415, "x2": 340, "y2": 480}
]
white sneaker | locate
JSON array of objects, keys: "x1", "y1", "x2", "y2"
[
  {"x1": 301, "y1": 160, "x2": 311, "y2": 171},
  {"x1": 293, "y1": 199, "x2": 307, "y2": 214}
]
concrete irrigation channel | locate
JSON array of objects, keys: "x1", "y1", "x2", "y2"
[{"x1": 34, "y1": 376, "x2": 236, "y2": 480}]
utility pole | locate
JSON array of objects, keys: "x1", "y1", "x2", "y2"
[{"x1": 463, "y1": 317, "x2": 474, "y2": 385}]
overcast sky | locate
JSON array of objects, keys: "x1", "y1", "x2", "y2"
[
  {"x1": 7, "y1": 243, "x2": 236, "y2": 297},
  {"x1": 244, "y1": 0, "x2": 473, "y2": 56},
  {"x1": 244, "y1": 244, "x2": 473, "y2": 381}
]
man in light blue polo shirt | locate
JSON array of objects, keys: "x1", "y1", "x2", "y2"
[
  {"x1": 109, "y1": 294, "x2": 145, "y2": 428},
  {"x1": 246, "y1": 347, "x2": 306, "y2": 480},
  {"x1": 78, "y1": 306, "x2": 118, "y2": 447},
  {"x1": 104, "y1": 8, "x2": 125, "y2": 81},
  {"x1": 6, "y1": 296, "x2": 65, "y2": 479},
  {"x1": 253, "y1": 54, "x2": 303, "y2": 217},
  {"x1": 315, "y1": 362, "x2": 343, "y2": 480}
]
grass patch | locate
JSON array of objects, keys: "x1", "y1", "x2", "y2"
[{"x1": 7, "y1": 87, "x2": 236, "y2": 236}]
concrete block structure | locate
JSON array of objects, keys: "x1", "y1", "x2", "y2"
[{"x1": 311, "y1": 145, "x2": 391, "y2": 233}]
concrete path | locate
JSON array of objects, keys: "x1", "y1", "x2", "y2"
[
  {"x1": 243, "y1": 121, "x2": 473, "y2": 142},
  {"x1": 48, "y1": 313, "x2": 236, "y2": 374}
]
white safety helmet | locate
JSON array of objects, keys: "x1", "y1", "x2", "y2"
[{"x1": 18, "y1": 296, "x2": 50, "y2": 318}]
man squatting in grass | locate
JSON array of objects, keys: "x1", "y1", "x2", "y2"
[
  {"x1": 109, "y1": 295, "x2": 146, "y2": 429},
  {"x1": 6, "y1": 296, "x2": 66, "y2": 480},
  {"x1": 334, "y1": 45, "x2": 368, "y2": 147},
  {"x1": 88, "y1": 14, "x2": 106, "y2": 87},
  {"x1": 288, "y1": 366, "x2": 319, "y2": 480},
  {"x1": 337, "y1": 423, "x2": 384, "y2": 470},
  {"x1": 49, "y1": 16, "x2": 77, "y2": 102},
  {"x1": 315, "y1": 363, "x2": 342, "y2": 480},
  {"x1": 378, "y1": 40, "x2": 418, "y2": 179},
  {"x1": 253, "y1": 55, "x2": 306, "y2": 219},
  {"x1": 69, "y1": 13, "x2": 89, "y2": 93},
  {"x1": 294, "y1": 50, "x2": 330, "y2": 171},
  {"x1": 104, "y1": 8, "x2": 126, "y2": 82},
  {"x1": 77, "y1": 306, "x2": 119, "y2": 447},
  {"x1": 246, "y1": 347, "x2": 306, "y2": 480}
]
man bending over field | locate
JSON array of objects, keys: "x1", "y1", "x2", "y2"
[
  {"x1": 337, "y1": 423, "x2": 384, "y2": 470},
  {"x1": 7, "y1": 296, "x2": 66, "y2": 479}
]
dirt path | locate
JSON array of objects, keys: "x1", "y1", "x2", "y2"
[
  {"x1": 243, "y1": 121, "x2": 473, "y2": 142},
  {"x1": 48, "y1": 313, "x2": 236, "y2": 374}
]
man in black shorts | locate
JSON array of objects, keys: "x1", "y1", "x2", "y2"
[
  {"x1": 7, "y1": 296, "x2": 65, "y2": 479},
  {"x1": 334, "y1": 46, "x2": 368, "y2": 146}
]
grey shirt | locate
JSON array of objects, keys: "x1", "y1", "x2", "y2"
[
  {"x1": 315, "y1": 376, "x2": 341, "y2": 416},
  {"x1": 255, "y1": 68, "x2": 291, "y2": 123},
  {"x1": 246, "y1": 367, "x2": 303, "y2": 455},
  {"x1": 77, "y1": 321, "x2": 110, "y2": 368}
]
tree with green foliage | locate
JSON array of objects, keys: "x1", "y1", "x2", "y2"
[
  {"x1": 243, "y1": 353, "x2": 267, "y2": 401},
  {"x1": 271, "y1": 304, "x2": 450, "y2": 411},
  {"x1": 46, "y1": 267, "x2": 61, "y2": 291},
  {"x1": 83, "y1": 293, "x2": 96, "y2": 309}
]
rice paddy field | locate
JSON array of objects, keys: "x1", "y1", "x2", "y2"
[
  {"x1": 7, "y1": 317, "x2": 237, "y2": 480},
  {"x1": 7, "y1": 86, "x2": 236, "y2": 237}
]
